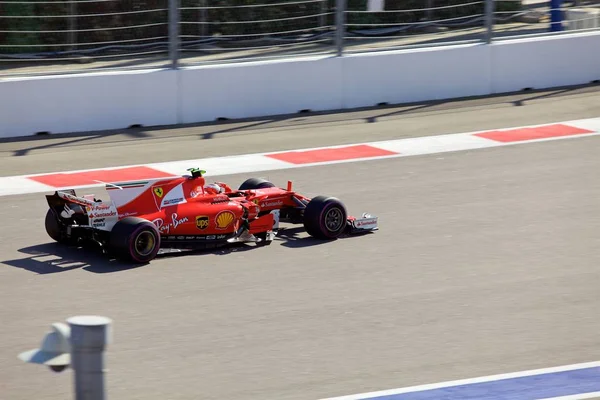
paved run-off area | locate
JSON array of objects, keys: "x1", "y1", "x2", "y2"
[{"x1": 0, "y1": 85, "x2": 599, "y2": 399}]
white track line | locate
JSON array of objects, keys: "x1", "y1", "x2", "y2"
[
  {"x1": 319, "y1": 361, "x2": 600, "y2": 400},
  {"x1": 0, "y1": 117, "x2": 598, "y2": 198}
]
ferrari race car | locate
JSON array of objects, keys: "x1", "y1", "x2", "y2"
[{"x1": 44, "y1": 168, "x2": 379, "y2": 263}]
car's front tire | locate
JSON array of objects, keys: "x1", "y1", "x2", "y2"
[{"x1": 303, "y1": 196, "x2": 347, "y2": 240}]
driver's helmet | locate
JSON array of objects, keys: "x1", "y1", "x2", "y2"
[{"x1": 204, "y1": 183, "x2": 223, "y2": 194}]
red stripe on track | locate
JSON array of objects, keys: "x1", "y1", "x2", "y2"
[
  {"x1": 28, "y1": 166, "x2": 173, "y2": 188},
  {"x1": 474, "y1": 124, "x2": 594, "y2": 143},
  {"x1": 266, "y1": 144, "x2": 398, "y2": 165}
]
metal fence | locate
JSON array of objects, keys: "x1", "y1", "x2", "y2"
[{"x1": 1, "y1": 0, "x2": 599, "y2": 77}]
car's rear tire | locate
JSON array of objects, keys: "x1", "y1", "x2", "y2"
[
  {"x1": 45, "y1": 209, "x2": 74, "y2": 245},
  {"x1": 239, "y1": 178, "x2": 275, "y2": 190},
  {"x1": 109, "y1": 217, "x2": 161, "y2": 263},
  {"x1": 303, "y1": 196, "x2": 347, "y2": 240}
]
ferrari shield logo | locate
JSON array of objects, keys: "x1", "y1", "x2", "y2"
[
  {"x1": 153, "y1": 187, "x2": 164, "y2": 198},
  {"x1": 195, "y1": 215, "x2": 209, "y2": 230}
]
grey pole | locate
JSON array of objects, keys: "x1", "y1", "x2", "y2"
[
  {"x1": 169, "y1": 0, "x2": 181, "y2": 68},
  {"x1": 199, "y1": 0, "x2": 208, "y2": 48},
  {"x1": 335, "y1": 0, "x2": 346, "y2": 56},
  {"x1": 67, "y1": 316, "x2": 113, "y2": 400},
  {"x1": 68, "y1": 0, "x2": 77, "y2": 52},
  {"x1": 484, "y1": 0, "x2": 494, "y2": 43},
  {"x1": 320, "y1": 0, "x2": 327, "y2": 37}
]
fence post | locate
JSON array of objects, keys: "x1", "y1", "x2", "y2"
[
  {"x1": 199, "y1": 0, "x2": 208, "y2": 43},
  {"x1": 550, "y1": 0, "x2": 563, "y2": 31},
  {"x1": 68, "y1": 316, "x2": 113, "y2": 400},
  {"x1": 335, "y1": 0, "x2": 346, "y2": 56},
  {"x1": 484, "y1": 0, "x2": 494, "y2": 43},
  {"x1": 68, "y1": 0, "x2": 77, "y2": 52},
  {"x1": 169, "y1": 0, "x2": 181, "y2": 68}
]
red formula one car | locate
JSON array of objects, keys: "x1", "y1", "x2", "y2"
[{"x1": 44, "y1": 168, "x2": 378, "y2": 263}]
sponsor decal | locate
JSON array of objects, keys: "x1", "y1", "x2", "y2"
[
  {"x1": 195, "y1": 216, "x2": 209, "y2": 230},
  {"x1": 87, "y1": 203, "x2": 110, "y2": 211},
  {"x1": 352, "y1": 217, "x2": 378, "y2": 229},
  {"x1": 119, "y1": 211, "x2": 138, "y2": 217},
  {"x1": 215, "y1": 210, "x2": 235, "y2": 229},
  {"x1": 162, "y1": 197, "x2": 185, "y2": 207},
  {"x1": 161, "y1": 234, "x2": 227, "y2": 241},
  {"x1": 151, "y1": 218, "x2": 164, "y2": 229},
  {"x1": 62, "y1": 193, "x2": 95, "y2": 206},
  {"x1": 159, "y1": 183, "x2": 187, "y2": 208},
  {"x1": 153, "y1": 187, "x2": 164, "y2": 198},
  {"x1": 205, "y1": 234, "x2": 227, "y2": 240},
  {"x1": 260, "y1": 200, "x2": 284, "y2": 208},
  {"x1": 152, "y1": 213, "x2": 189, "y2": 234},
  {"x1": 86, "y1": 202, "x2": 117, "y2": 220},
  {"x1": 356, "y1": 218, "x2": 377, "y2": 226},
  {"x1": 172, "y1": 213, "x2": 188, "y2": 230},
  {"x1": 88, "y1": 210, "x2": 117, "y2": 219},
  {"x1": 92, "y1": 218, "x2": 106, "y2": 228},
  {"x1": 164, "y1": 197, "x2": 184, "y2": 206},
  {"x1": 211, "y1": 194, "x2": 229, "y2": 203}
]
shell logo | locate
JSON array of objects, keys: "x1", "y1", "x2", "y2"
[{"x1": 215, "y1": 210, "x2": 235, "y2": 229}]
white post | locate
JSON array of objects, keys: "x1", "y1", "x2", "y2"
[{"x1": 67, "y1": 316, "x2": 113, "y2": 400}]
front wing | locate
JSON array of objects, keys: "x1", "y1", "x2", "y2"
[{"x1": 346, "y1": 213, "x2": 379, "y2": 235}]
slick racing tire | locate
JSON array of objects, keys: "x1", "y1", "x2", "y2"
[
  {"x1": 45, "y1": 209, "x2": 75, "y2": 245},
  {"x1": 303, "y1": 196, "x2": 347, "y2": 240},
  {"x1": 109, "y1": 217, "x2": 161, "y2": 263},
  {"x1": 238, "y1": 177, "x2": 275, "y2": 190}
]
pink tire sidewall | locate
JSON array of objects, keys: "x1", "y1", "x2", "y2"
[
  {"x1": 127, "y1": 224, "x2": 161, "y2": 263},
  {"x1": 317, "y1": 202, "x2": 346, "y2": 239}
]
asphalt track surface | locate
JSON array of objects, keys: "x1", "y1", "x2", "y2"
[{"x1": 1, "y1": 85, "x2": 600, "y2": 400}]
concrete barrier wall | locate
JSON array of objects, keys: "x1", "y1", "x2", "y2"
[
  {"x1": 0, "y1": 69, "x2": 178, "y2": 138},
  {"x1": 341, "y1": 43, "x2": 492, "y2": 109},
  {"x1": 1, "y1": 31, "x2": 599, "y2": 139},
  {"x1": 489, "y1": 31, "x2": 600, "y2": 94},
  {"x1": 179, "y1": 55, "x2": 343, "y2": 123}
]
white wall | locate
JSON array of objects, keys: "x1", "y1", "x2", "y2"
[
  {"x1": 179, "y1": 55, "x2": 343, "y2": 123},
  {"x1": 490, "y1": 31, "x2": 600, "y2": 93},
  {"x1": 1, "y1": 31, "x2": 599, "y2": 139},
  {"x1": 0, "y1": 69, "x2": 178, "y2": 138},
  {"x1": 341, "y1": 43, "x2": 492, "y2": 109}
]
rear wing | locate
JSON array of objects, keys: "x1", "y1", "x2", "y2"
[
  {"x1": 46, "y1": 189, "x2": 97, "y2": 208},
  {"x1": 46, "y1": 189, "x2": 119, "y2": 231}
]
